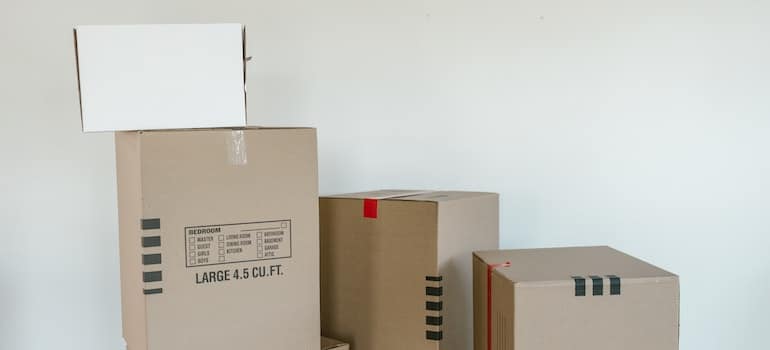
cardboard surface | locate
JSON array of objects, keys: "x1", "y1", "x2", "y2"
[
  {"x1": 74, "y1": 24, "x2": 246, "y2": 132},
  {"x1": 473, "y1": 246, "x2": 680, "y2": 350},
  {"x1": 116, "y1": 128, "x2": 319, "y2": 350},
  {"x1": 322, "y1": 337, "x2": 350, "y2": 350},
  {"x1": 320, "y1": 191, "x2": 499, "y2": 350}
]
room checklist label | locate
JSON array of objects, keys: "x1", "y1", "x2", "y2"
[{"x1": 184, "y1": 220, "x2": 291, "y2": 267}]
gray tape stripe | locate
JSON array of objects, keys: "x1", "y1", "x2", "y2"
[
  {"x1": 426, "y1": 286, "x2": 443, "y2": 296},
  {"x1": 142, "y1": 254, "x2": 162, "y2": 265},
  {"x1": 571, "y1": 276, "x2": 586, "y2": 296},
  {"x1": 143, "y1": 288, "x2": 163, "y2": 295},
  {"x1": 142, "y1": 236, "x2": 161, "y2": 248},
  {"x1": 426, "y1": 301, "x2": 443, "y2": 311},
  {"x1": 141, "y1": 218, "x2": 160, "y2": 230},
  {"x1": 607, "y1": 275, "x2": 621, "y2": 295},
  {"x1": 143, "y1": 271, "x2": 162, "y2": 282},
  {"x1": 426, "y1": 315, "x2": 443, "y2": 326},
  {"x1": 590, "y1": 275, "x2": 603, "y2": 296}
]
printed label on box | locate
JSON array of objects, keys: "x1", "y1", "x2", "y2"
[{"x1": 184, "y1": 220, "x2": 291, "y2": 267}]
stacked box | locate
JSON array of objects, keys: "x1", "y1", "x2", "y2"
[
  {"x1": 115, "y1": 128, "x2": 320, "y2": 350},
  {"x1": 473, "y1": 246, "x2": 679, "y2": 350},
  {"x1": 320, "y1": 190, "x2": 499, "y2": 350},
  {"x1": 74, "y1": 24, "x2": 323, "y2": 350}
]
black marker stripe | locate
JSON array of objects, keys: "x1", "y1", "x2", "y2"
[
  {"x1": 141, "y1": 218, "x2": 160, "y2": 230},
  {"x1": 425, "y1": 276, "x2": 443, "y2": 282},
  {"x1": 143, "y1": 288, "x2": 163, "y2": 295}
]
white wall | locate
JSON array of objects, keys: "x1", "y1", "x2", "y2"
[{"x1": 1, "y1": 0, "x2": 768, "y2": 349}]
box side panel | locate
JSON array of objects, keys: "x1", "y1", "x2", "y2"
[
  {"x1": 140, "y1": 128, "x2": 319, "y2": 350},
  {"x1": 513, "y1": 276, "x2": 679, "y2": 350},
  {"x1": 472, "y1": 255, "x2": 490, "y2": 350},
  {"x1": 320, "y1": 198, "x2": 438, "y2": 350},
  {"x1": 115, "y1": 132, "x2": 147, "y2": 350},
  {"x1": 437, "y1": 194, "x2": 499, "y2": 350},
  {"x1": 491, "y1": 273, "x2": 514, "y2": 350}
]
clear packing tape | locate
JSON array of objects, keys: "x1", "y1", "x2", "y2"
[{"x1": 227, "y1": 129, "x2": 248, "y2": 166}]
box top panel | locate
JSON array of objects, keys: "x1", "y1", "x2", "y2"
[
  {"x1": 74, "y1": 23, "x2": 246, "y2": 132},
  {"x1": 475, "y1": 246, "x2": 676, "y2": 283},
  {"x1": 321, "y1": 189, "x2": 497, "y2": 203},
  {"x1": 119, "y1": 126, "x2": 314, "y2": 135}
]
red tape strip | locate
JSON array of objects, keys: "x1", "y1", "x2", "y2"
[
  {"x1": 487, "y1": 261, "x2": 511, "y2": 350},
  {"x1": 363, "y1": 198, "x2": 378, "y2": 218}
]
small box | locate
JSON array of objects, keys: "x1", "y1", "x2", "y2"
[
  {"x1": 73, "y1": 23, "x2": 246, "y2": 132},
  {"x1": 320, "y1": 190, "x2": 499, "y2": 350},
  {"x1": 117, "y1": 128, "x2": 319, "y2": 350},
  {"x1": 473, "y1": 246, "x2": 679, "y2": 350}
]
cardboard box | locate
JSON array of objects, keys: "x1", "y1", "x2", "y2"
[
  {"x1": 322, "y1": 337, "x2": 350, "y2": 350},
  {"x1": 116, "y1": 128, "x2": 319, "y2": 350},
  {"x1": 74, "y1": 24, "x2": 246, "y2": 132},
  {"x1": 473, "y1": 246, "x2": 679, "y2": 350},
  {"x1": 320, "y1": 190, "x2": 499, "y2": 350}
]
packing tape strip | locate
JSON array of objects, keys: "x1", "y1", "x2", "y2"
[
  {"x1": 362, "y1": 191, "x2": 434, "y2": 219},
  {"x1": 487, "y1": 261, "x2": 511, "y2": 350},
  {"x1": 228, "y1": 130, "x2": 248, "y2": 166}
]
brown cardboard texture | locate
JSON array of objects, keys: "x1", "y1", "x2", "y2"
[
  {"x1": 473, "y1": 246, "x2": 679, "y2": 350},
  {"x1": 116, "y1": 128, "x2": 319, "y2": 350},
  {"x1": 322, "y1": 337, "x2": 350, "y2": 350},
  {"x1": 320, "y1": 190, "x2": 499, "y2": 350}
]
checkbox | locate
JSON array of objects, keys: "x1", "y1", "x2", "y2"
[
  {"x1": 219, "y1": 249, "x2": 225, "y2": 255},
  {"x1": 189, "y1": 251, "x2": 195, "y2": 257},
  {"x1": 218, "y1": 235, "x2": 224, "y2": 241},
  {"x1": 189, "y1": 244, "x2": 196, "y2": 250},
  {"x1": 218, "y1": 256, "x2": 225, "y2": 262},
  {"x1": 189, "y1": 259, "x2": 196, "y2": 265},
  {"x1": 281, "y1": 222, "x2": 287, "y2": 228},
  {"x1": 218, "y1": 242, "x2": 225, "y2": 248},
  {"x1": 257, "y1": 252, "x2": 263, "y2": 258},
  {"x1": 256, "y1": 238, "x2": 262, "y2": 243},
  {"x1": 188, "y1": 237, "x2": 195, "y2": 243}
]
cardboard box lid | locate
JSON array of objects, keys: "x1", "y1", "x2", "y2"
[
  {"x1": 475, "y1": 246, "x2": 676, "y2": 284},
  {"x1": 73, "y1": 23, "x2": 246, "y2": 132},
  {"x1": 322, "y1": 189, "x2": 497, "y2": 202},
  {"x1": 321, "y1": 337, "x2": 349, "y2": 350}
]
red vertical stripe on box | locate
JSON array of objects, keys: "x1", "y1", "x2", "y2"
[
  {"x1": 487, "y1": 261, "x2": 511, "y2": 350},
  {"x1": 363, "y1": 198, "x2": 378, "y2": 218}
]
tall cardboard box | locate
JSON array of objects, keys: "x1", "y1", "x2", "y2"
[
  {"x1": 473, "y1": 246, "x2": 679, "y2": 350},
  {"x1": 116, "y1": 128, "x2": 319, "y2": 350},
  {"x1": 320, "y1": 190, "x2": 499, "y2": 350}
]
